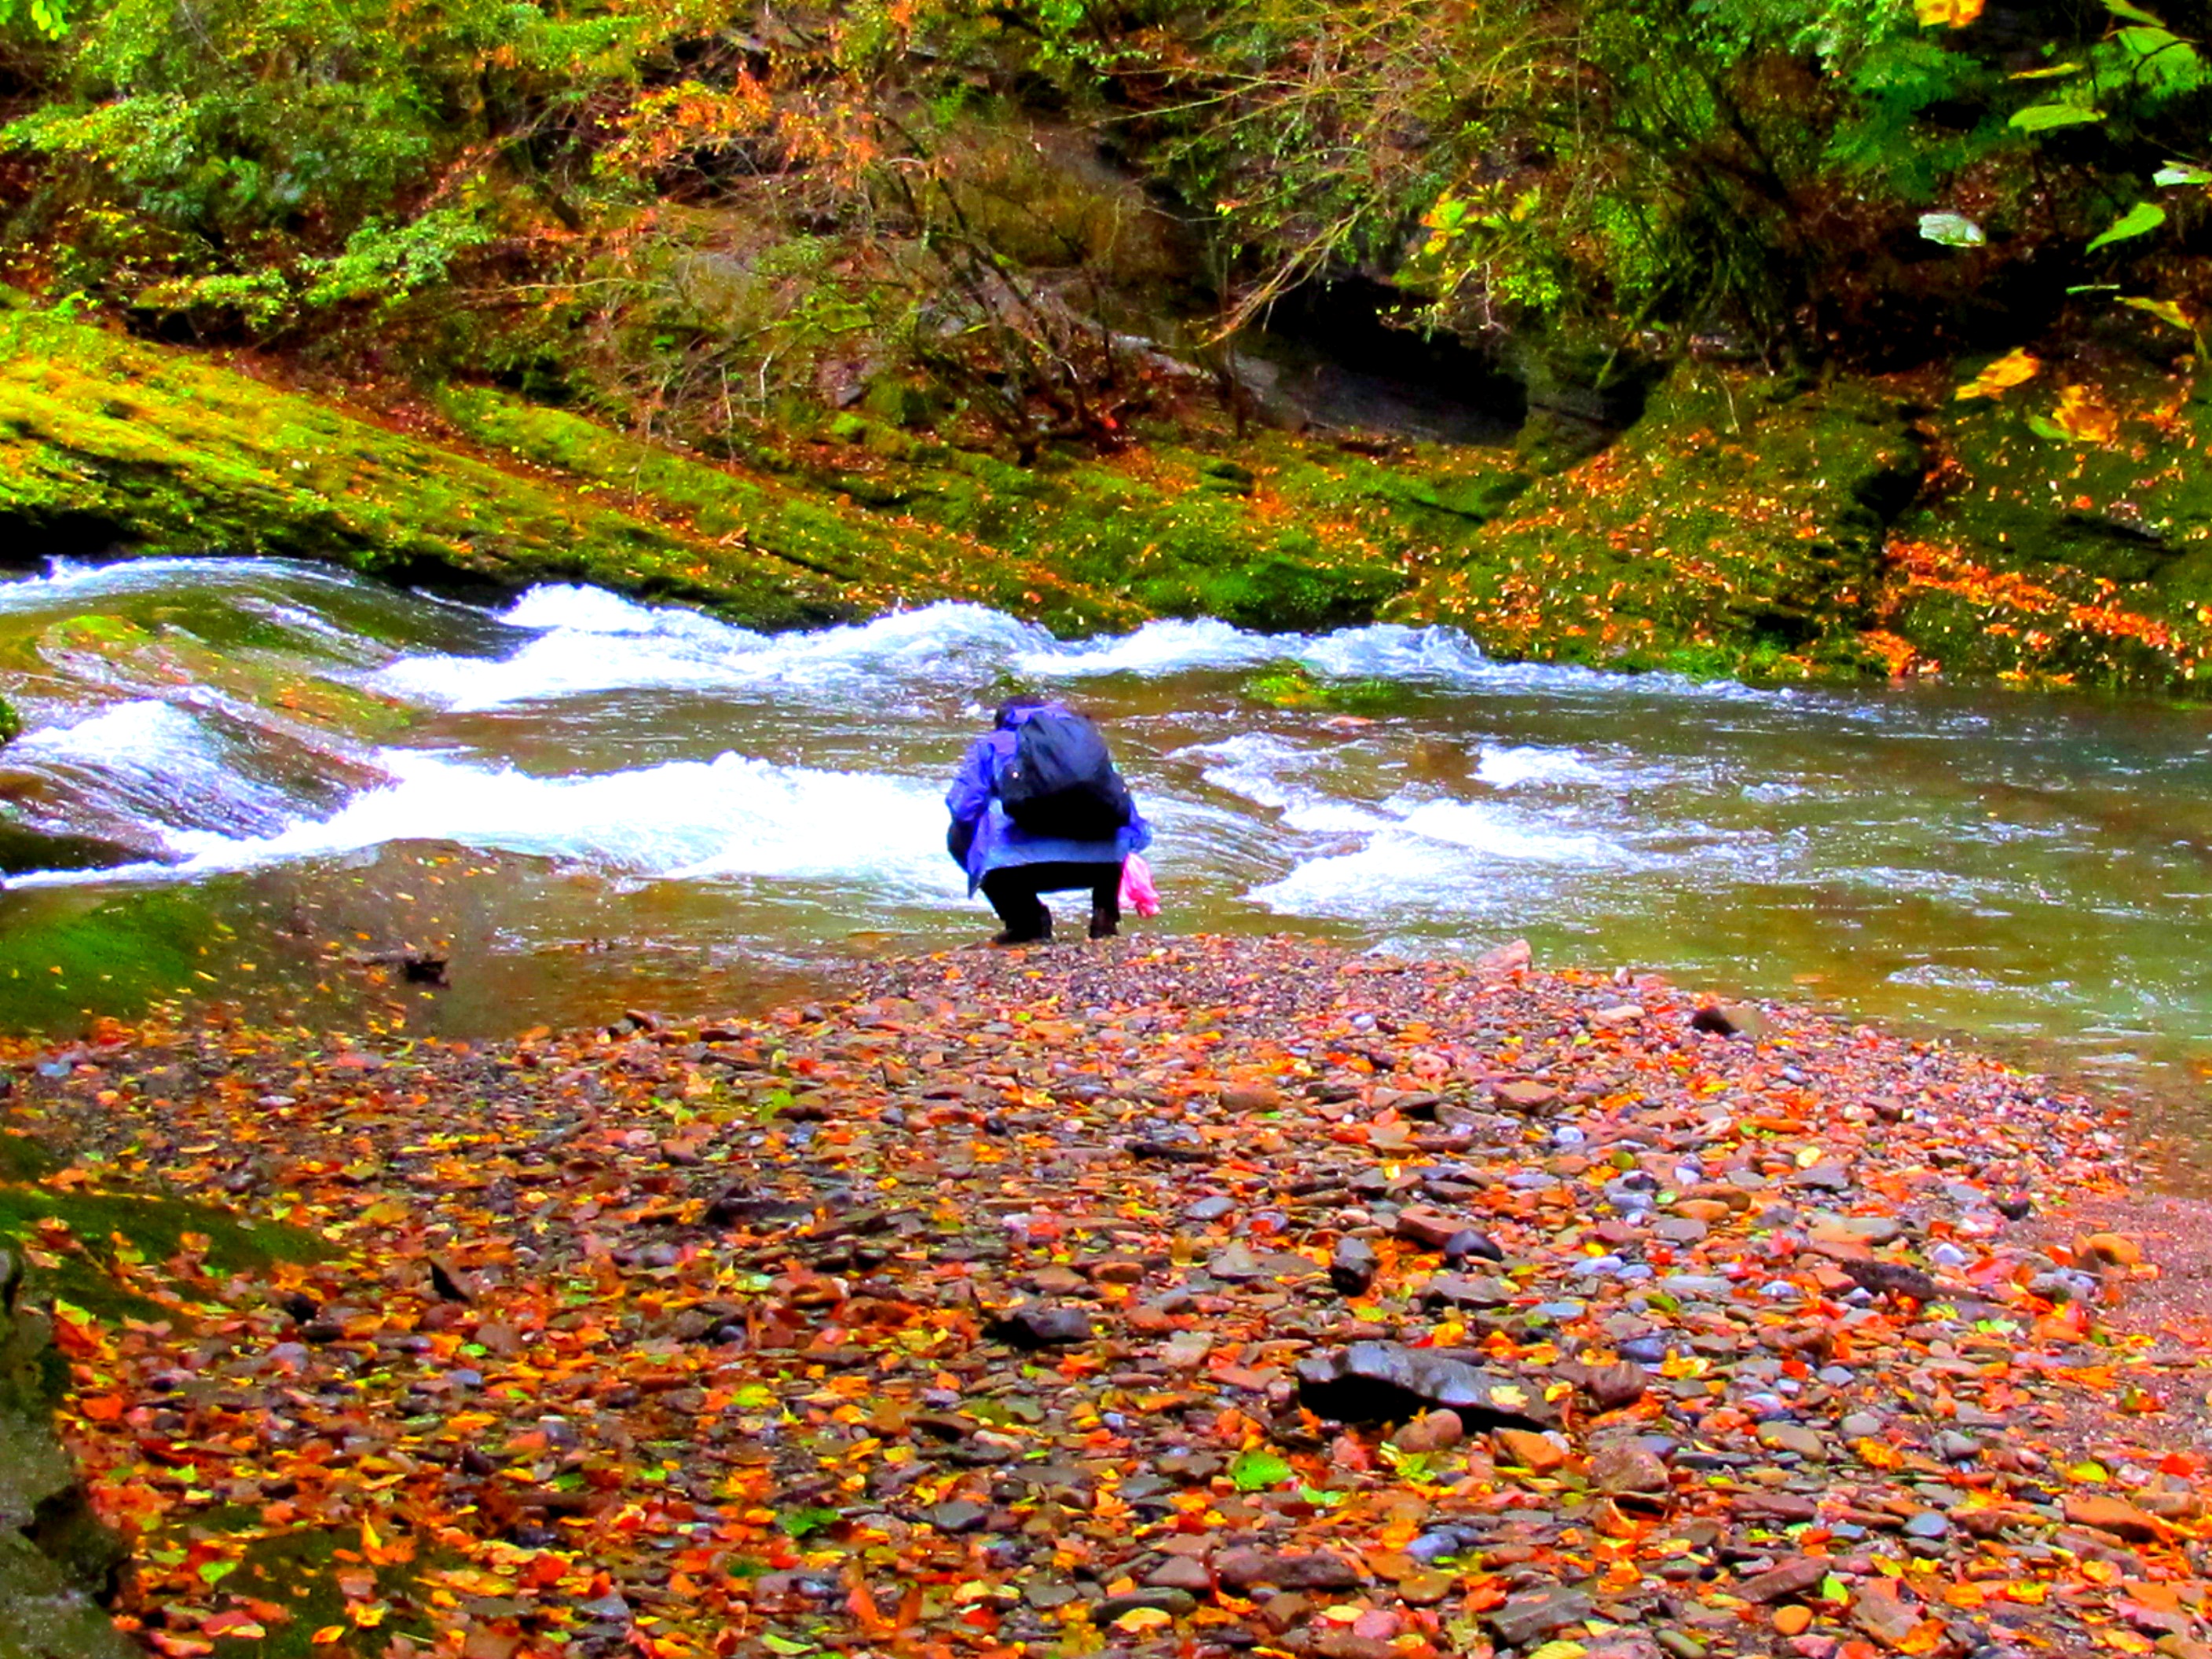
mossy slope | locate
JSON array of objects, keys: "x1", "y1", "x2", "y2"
[
  {"x1": 433, "y1": 394, "x2": 1522, "y2": 634},
  {"x1": 1400, "y1": 368, "x2": 1930, "y2": 678},
  {"x1": 0, "y1": 313, "x2": 1127, "y2": 631},
  {"x1": 1882, "y1": 350, "x2": 2212, "y2": 689},
  {"x1": 9, "y1": 311, "x2": 2212, "y2": 691}
]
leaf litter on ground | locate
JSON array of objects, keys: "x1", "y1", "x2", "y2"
[{"x1": 7, "y1": 936, "x2": 2212, "y2": 1659}]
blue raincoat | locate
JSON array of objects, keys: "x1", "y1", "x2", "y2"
[{"x1": 946, "y1": 703, "x2": 1152, "y2": 895}]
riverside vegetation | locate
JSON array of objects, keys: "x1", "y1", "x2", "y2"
[{"x1": 3, "y1": 0, "x2": 2212, "y2": 690}]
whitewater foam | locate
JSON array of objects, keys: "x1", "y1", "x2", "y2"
[
  {"x1": 1177, "y1": 734, "x2": 1392, "y2": 836},
  {"x1": 364, "y1": 576, "x2": 1817, "y2": 719},
  {"x1": 0, "y1": 556, "x2": 375, "y2": 613},
  {"x1": 16, "y1": 745, "x2": 969, "y2": 897},
  {"x1": 378, "y1": 595, "x2": 1049, "y2": 711},
  {"x1": 1474, "y1": 745, "x2": 1613, "y2": 789}
]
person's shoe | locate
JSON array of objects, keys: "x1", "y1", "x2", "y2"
[
  {"x1": 1088, "y1": 910, "x2": 1119, "y2": 939},
  {"x1": 991, "y1": 916, "x2": 1052, "y2": 947}
]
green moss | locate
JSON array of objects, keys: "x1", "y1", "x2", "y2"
[
  {"x1": 0, "y1": 888, "x2": 213, "y2": 1030},
  {"x1": 161, "y1": 1515, "x2": 438, "y2": 1659},
  {"x1": 430, "y1": 386, "x2": 1129, "y2": 629},
  {"x1": 0, "y1": 1185, "x2": 325, "y2": 1323},
  {"x1": 15, "y1": 300, "x2": 2207, "y2": 687},
  {"x1": 0, "y1": 310, "x2": 1130, "y2": 632},
  {"x1": 1881, "y1": 357, "x2": 2212, "y2": 690},
  {"x1": 1241, "y1": 660, "x2": 1404, "y2": 712},
  {"x1": 1397, "y1": 367, "x2": 1927, "y2": 682},
  {"x1": 45, "y1": 613, "x2": 419, "y2": 741},
  {"x1": 0, "y1": 1137, "x2": 51, "y2": 1183}
]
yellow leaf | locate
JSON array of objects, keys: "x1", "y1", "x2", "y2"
[
  {"x1": 310, "y1": 1629, "x2": 348, "y2": 1646},
  {"x1": 1113, "y1": 1608, "x2": 1173, "y2": 1633},
  {"x1": 1955, "y1": 347, "x2": 2041, "y2": 400},
  {"x1": 1916, "y1": 0, "x2": 1984, "y2": 24},
  {"x1": 2048, "y1": 383, "x2": 2121, "y2": 445},
  {"x1": 1855, "y1": 1437, "x2": 1902, "y2": 1470}
]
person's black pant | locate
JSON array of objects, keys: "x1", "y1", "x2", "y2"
[{"x1": 980, "y1": 861, "x2": 1121, "y2": 943}]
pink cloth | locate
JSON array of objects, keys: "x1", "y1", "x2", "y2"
[{"x1": 1119, "y1": 852, "x2": 1160, "y2": 917}]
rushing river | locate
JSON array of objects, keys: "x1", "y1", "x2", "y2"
[{"x1": 1, "y1": 557, "x2": 2208, "y2": 1162}]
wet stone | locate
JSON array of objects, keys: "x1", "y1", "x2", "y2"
[
  {"x1": 1589, "y1": 1443, "x2": 1670, "y2": 1497},
  {"x1": 1442, "y1": 1229, "x2": 1504, "y2": 1262},
  {"x1": 1213, "y1": 1548, "x2": 1362, "y2": 1592},
  {"x1": 1736, "y1": 1556, "x2": 1833, "y2": 1604},
  {"x1": 1756, "y1": 1422, "x2": 1826, "y2": 1459},
  {"x1": 1144, "y1": 1556, "x2": 1214, "y2": 1593},
  {"x1": 1099, "y1": 1588, "x2": 1198, "y2": 1621},
  {"x1": 930, "y1": 1500, "x2": 991, "y2": 1533},
  {"x1": 1422, "y1": 1273, "x2": 1512, "y2": 1308},
  {"x1": 1295, "y1": 1342, "x2": 1552, "y2": 1427},
  {"x1": 1329, "y1": 1236, "x2": 1379, "y2": 1295},
  {"x1": 1485, "y1": 1581, "x2": 1595, "y2": 1649},
  {"x1": 1390, "y1": 1409, "x2": 1464, "y2": 1454},
  {"x1": 987, "y1": 1304, "x2": 1093, "y2": 1347}
]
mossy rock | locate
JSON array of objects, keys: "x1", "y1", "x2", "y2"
[
  {"x1": 1241, "y1": 660, "x2": 1404, "y2": 712},
  {"x1": 0, "y1": 1181, "x2": 328, "y2": 1325},
  {"x1": 802, "y1": 434, "x2": 1437, "y2": 632},
  {"x1": 429, "y1": 386, "x2": 1136, "y2": 633},
  {"x1": 1398, "y1": 365, "x2": 1928, "y2": 679},
  {"x1": 40, "y1": 614, "x2": 417, "y2": 743},
  {"x1": 1881, "y1": 354, "x2": 2212, "y2": 690}
]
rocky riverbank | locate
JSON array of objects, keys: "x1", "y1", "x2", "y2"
[{"x1": 0, "y1": 937, "x2": 2205, "y2": 1659}]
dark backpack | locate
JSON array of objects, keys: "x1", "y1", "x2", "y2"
[{"x1": 998, "y1": 712, "x2": 1134, "y2": 840}]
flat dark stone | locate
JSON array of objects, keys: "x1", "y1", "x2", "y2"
[
  {"x1": 1097, "y1": 1588, "x2": 1198, "y2": 1621},
  {"x1": 1214, "y1": 1547, "x2": 1362, "y2": 1592},
  {"x1": 986, "y1": 1304, "x2": 1094, "y2": 1348},
  {"x1": 1485, "y1": 1582, "x2": 1594, "y2": 1649},
  {"x1": 1295, "y1": 1342, "x2": 1552, "y2": 1427},
  {"x1": 1736, "y1": 1556, "x2": 1832, "y2": 1604}
]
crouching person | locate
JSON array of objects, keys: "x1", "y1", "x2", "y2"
[{"x1": 946, "y1": 694, "x2": 1151, "y2": 945}]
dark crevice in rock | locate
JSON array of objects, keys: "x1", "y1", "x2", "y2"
[{"x1": 0, "y1": 1247, "x2": 133, "y2": 1659}]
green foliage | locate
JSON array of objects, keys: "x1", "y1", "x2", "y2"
[
  {"x1": 2088, "y1": 200, "x2": 2169, "y2": 251},
  {"x1": 0, "y1": 0, "x2": 68, "y2": 38},
  {"x1": 2, "y1": 0, "x2": 711, "y2": 337},
  {"x1": 1228, "y1": 1449, "x2": 1294, "y2": 1491},
  {"x1": 6, "y1": 0, "x2": 2212, "y2": 432},
  {"x1": 306, "y1": 211, "x2": 496, "y2": 309}
]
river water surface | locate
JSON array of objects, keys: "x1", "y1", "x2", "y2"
[{"x1": 2, "y1": 558, "x2": 2207, "y2": 1162}]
